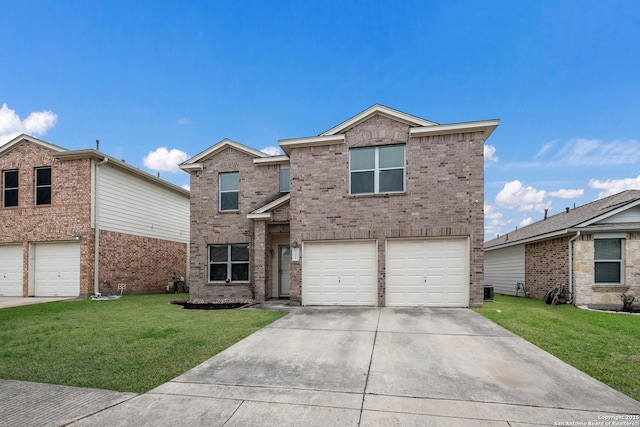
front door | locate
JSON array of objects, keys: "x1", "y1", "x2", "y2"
[{"x1": 279, "y1": 245, "x2": 291, "y2": 297}]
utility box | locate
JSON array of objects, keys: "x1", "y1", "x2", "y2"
[{"x1": 483, "y1": 285, "x2": 494, "y2": 301}]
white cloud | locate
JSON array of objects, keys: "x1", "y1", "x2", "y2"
[
  {"x1": 551, "y1": 138, "x2": 640, "y2": 166},
  {"x1": 495, "y1": 180, "x2": 551, "y2": 212},
  {"x1": 181, "y1": 184, "x2": 191, "y2": 191},
  {"x1": 176, "y1": 118, "x2": 191, "y2": 125},
  {"x1": 143, "y1": 147, "x2": 189, "y2": 173},
  {"x1": 261, "y1": 146, "x2": 283, "y2": 156},
  {"x1": 535, "y1": 141, "x2": 556, "y2": 158},
  {"x1": 0, "y1": 103, "x2": 58, "y2": 143},
  {"x1": 548, "y1": 188, "x2": 584, "y2": 198},
  {"x1": 484, "y1": 144, "x2": 498, "y2": 162},
  {"x1": 519, "y1": 217, "x2": 533, "y2": 227},
  {"x1": 484, "y1": 204, "x2": 511, "y2": 238},
  {"x1": 589, "y1": 175, "x2": 640, "y2": 198}
]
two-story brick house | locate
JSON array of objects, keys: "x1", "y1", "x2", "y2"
[
  {"x1": 0, "y1": 134, "x2": 189, "y2": 298},
  {"x1": 181, "y1": 105, "x2": 498, "y2": 307}
]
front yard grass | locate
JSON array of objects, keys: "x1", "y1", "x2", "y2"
[
  {"x1": 0, "y1": 295, "x2": 286, "y2": 394},
  {"x1": 474, "y1": 294, "x2": 640, "y2": 402}
]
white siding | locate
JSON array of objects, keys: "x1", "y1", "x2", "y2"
[
  {"x1": 96, "y1": 163, "x2": 189, "y2": 243},
  {"x1": 484, "y1": 245, "x2": 525, "y2": 296},
  {"x1": 595, "y1": 206, "x2": 640, "y2": 224}
]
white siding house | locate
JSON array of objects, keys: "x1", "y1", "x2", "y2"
[{"x1": 484, "y1": 245, "x2": 525, "y2": 296}]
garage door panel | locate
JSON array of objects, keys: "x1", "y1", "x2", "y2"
[
  {"x1": 386, "y1": 238, "x2": 468, "y2": 307},
  {"x1": 302, "y1": 241, "x2": 377, "y2": 306},
  {"x1": 34, "y1": 243, "x2": 80, "y2": 297},
  {"x1": 0, "y1": 246, "x2": 23, "y2": 296}
]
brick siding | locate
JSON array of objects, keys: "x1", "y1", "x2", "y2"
[{"x1": 524, "y1": 236, "x2": 569, "y2": 299}]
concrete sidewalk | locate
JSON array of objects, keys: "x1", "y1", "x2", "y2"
[
  {"x1": 0, "y1": 297, "x2": 74, "y2": 309},
  {"x1": 65, "y1": 307, "x2": 639, "y2": 426}
]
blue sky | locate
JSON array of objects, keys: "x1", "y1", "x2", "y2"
[{"x1": 2, "y1": 0, "x2": 639, "y2": 241}]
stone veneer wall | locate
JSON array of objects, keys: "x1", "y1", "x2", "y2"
[
  {"x1": 289, "y1": 114, "x2": 486, "y2": 307},
  {"x1": 574, "y1": 233, "x2": 640, "y2": 306},
  {"x1": 524, "y1": 237, "x2": 569, "y2": 299}
]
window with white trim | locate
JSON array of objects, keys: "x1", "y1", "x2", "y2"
[
  {"x1": 3, "y1": 169, "x2": 18, "y2": 207},
  {"x1": 219, "y1": 172, "x2": 239, "y2": 211},
  {"x1": 35, "y1": 166, "x2": 52, "y2": 205},
  {"x1": 350, "y1": 145, "x2": 405, "y2": 195},
  {"x1": 279, "y1": 167, "x2": 290, "y2": 193},
  {"x1": 208, "y1": 244, "x2": 250, "y2": 282},
  {"x1": 594, "y1": 238, "x2": 624, "y2": 284}
]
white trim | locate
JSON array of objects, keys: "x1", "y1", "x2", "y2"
[
  {"x1": 179, "y1": 163, "x2": 203, "y2": 171},
  {"x1": 593, "y1": 233, "x2": 627, "y2": 239},
  {"x1": 253, "y1": 156, "x2": 290, "y2": 165},
  {"x1": 410, "y1": 119, "x2": 500, "y2": 138},
  {"x1": 576, "y1": 199, "x2": 640, "y2": 227},
  {"x1": 248, "y1": 193, "x2": 291, "y2": 216},
  {"x1": 247, "y1": 213, "x2": 272, "y2": 220},
  {"x1": 485, "y1": 229, "x2": 571, "y2": 251},
  {"x1": 279, "y1": 135, "x2": 345, "y2": 156},
  {"x1": 0, "y1": 133, "x2": 67, "y2": 155},
  {"x1": 320, "y1": 104, "x2": 437, "y2": 136},
  {"x1": 181, "y1": 138, "x2": 268, "y2": 166}
]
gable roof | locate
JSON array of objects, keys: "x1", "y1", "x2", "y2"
[
  {"x1": 320, "y1": 104, "x2": 438, "y2": 136},
  {"x1": 484, "y1": 190, "x2": 640, "y2": 250},
  {"x1": 180, "y1": 138, "x2": 269, "y2": 171},
  {"x1": 0, "y1": 133, "x2": 67, "y2": 155},
  {"x1": 247, "y1": 193, "x2": 290, "y2": 220}
]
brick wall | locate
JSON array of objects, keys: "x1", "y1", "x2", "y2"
[
  {"x1": 0, "y1": 141, "x2": 94, "y2": 296},
  {"x1": 289, "y1": 114, "x2": 486, "y2": 307},
  {"x1": 524, "y1": 236, "x2": 569, "y2": 299},
  {"x1": 97, "y1": 230, "x2": 187, "y2": 295},
  {"x1": 188, "y1": 146, "x2": 282, "y2": 301}
]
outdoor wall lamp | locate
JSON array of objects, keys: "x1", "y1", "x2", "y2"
[
  {"x1": 291, "y1": 241, "x2": 299, "y2": 249},
  {"x1": 74, "y1": 231, "x2": 82, "y2": 240}
]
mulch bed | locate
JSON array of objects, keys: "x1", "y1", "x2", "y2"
[{"x1": 170, "y1": 301, "x2": 250, "y2": 310}]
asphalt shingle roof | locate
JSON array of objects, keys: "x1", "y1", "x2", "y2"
[{"x1": 484, "y1": 190, "x2": 640, "y2": 249}]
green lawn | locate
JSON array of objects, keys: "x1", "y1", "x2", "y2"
[
  {"x1": 0, "y1": 295, "x2": 286, "y2": 394},
  {"x1": 474, "y1": 294, "x2": 640, "y2": 401}
]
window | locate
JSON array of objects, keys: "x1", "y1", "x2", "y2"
[
  {"x1": 208, "y1": 244, "x2": 250, "y2": 282},
  {"x1": 594, "y1": 238, "x2": 623, "y2": 283},
  {"x1": 219, "y1": 172, "x2": 239, "y2": 211},
  {"x1": 3, "y1": 170, "x2": 18, "y2": 207},
  {"x1": 350, "y1": 145, "x2": 405, "y2": 195},
  {"x1": 279, "y1": 167, "x2": 290, "y2": 193},
  {"x1": 35, "y1": 167, "x2": 52, "y2": 205}
]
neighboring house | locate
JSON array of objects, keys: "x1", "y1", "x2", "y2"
[
  {"x1": 0, "y1": 134, "x2": 190, "y2": 298},
  {"x1": 484, "y1": 190, "x2": 640, "y2": 307},
  {"x1": 180, "y1": 104, "x2": 498, "y2": 307}
]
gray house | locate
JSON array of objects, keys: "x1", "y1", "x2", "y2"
[
  {"x1": 484, "y1": 190, "x2": 640, "y2": 307},
  {"x1": 181, "y1": 105, "x2": 498, "y2": 307}
]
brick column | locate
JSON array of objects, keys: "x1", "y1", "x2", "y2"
[{"x1": 253, "y1": 220, "x2": 268, "y2": 302}]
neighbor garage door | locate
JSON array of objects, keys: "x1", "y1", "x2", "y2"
[
  {"x1": 0, "y1": 245, "x2": 23, "y2": 296},
  {"x1": 386, "y1": 238, "x2": 468, "y2": 307},
  {"x1": 34, "y1": 243, "x2": 81, "y2": 297},
  {"x1": 302, "y1": 240, "x2": 377, "y2": 306}
]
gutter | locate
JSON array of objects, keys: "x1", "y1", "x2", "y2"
[
  {"x1": 94, "y1": 156, "x2": 108, "y2": 295},
  {"x1": 567, "y1": 231, "x2": 581, "y2": 305}
]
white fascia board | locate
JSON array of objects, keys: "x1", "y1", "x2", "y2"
[
  {"x1": 1, "y1": 133, "x2": 67, "y2": 155},
  {"x1": 251, "y1": 193, "x2": 291, "y2": 214},
  {"x1": 183, "y1": 138, "x2": 268, "y2": 164},
  {"x1": 485, "y1": 229, "x2": 570, "y2": 251},
  {"x1": 247, "y1": 213, "x2": 272, "y2": 220},
  {"x1": 410, "y1": 119, "x2": 500, "y2": 139},
  {"x1": 279, "y1": 135, "x2": 345, "y2": 156},
  {"x1": 179, "y1": 163, "x2": 204, "y2": 171},
  {"x1": 576, "y1": 198, "x2": 640, "y2": 227},
  {"x1": 320, "y1": 104, "x2": 438, "y2": 136},
  {"x1": 253, "y1": 155, "x2": 290, "y2": 165}
]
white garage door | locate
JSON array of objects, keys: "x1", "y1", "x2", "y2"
[
  {"x1": 386, "y1": 238, "x2": 468, "y2": 307},
  {"x1": 34, "y1": 243, "x2": 81, "y2": 297},
  {"x1": 302, "y1": 240, "x2": 377, "y2": 306},
  {"x1": 0, "y1": 245, "x2": 23, "y2": 296}
]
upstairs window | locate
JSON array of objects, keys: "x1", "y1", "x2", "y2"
[
  {"x1": 3, "y1": 170, "x2": 18, "y2": 207},
  {"x1": 350, "y1": 145, "x2": 405, "y2": 195},
  {"x1": 219, "y1": 172, "x2": 239, "y2": 211},
  {"x1": 279, "y1": 167, "x2": 290, "y2": 193},
  {"x1": 35, "y1": 167, "x2": 52, "y2": 205},
  {"x1": 594, "y1": 238, "x2": 624, "y2": 284},
  {"x1": 208, "y1": 244, "x2": 250, "y2": 282}
]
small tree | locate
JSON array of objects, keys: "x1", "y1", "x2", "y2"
[{"x1": 620, "y1": 293, "x2": 636, "y2": 312}]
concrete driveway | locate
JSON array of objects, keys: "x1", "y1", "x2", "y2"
[{"x1": 67, "y1": 307, "x2": 640, "y2": 426}]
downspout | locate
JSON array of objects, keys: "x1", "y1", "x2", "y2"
[
  {"x1": 94, "y1": 156, "x2": 108, "y2": 295},
  {"x1": 567, "y1": 230, "x2": 581, "y2": 305}
]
